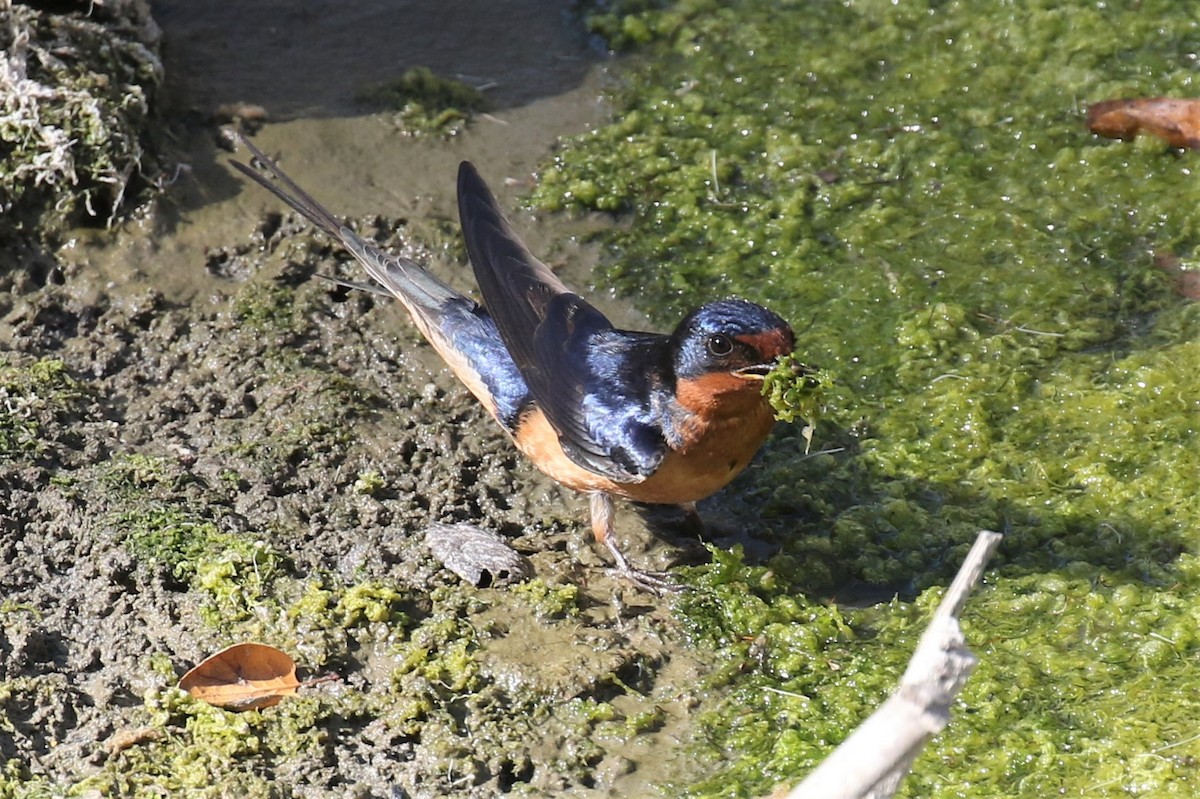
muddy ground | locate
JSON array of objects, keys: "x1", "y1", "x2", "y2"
[{"x1": 1, "y1": 2, "x2": 759, "y2": 796}]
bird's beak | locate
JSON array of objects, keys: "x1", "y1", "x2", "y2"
[
  {"x1": 734, "y1": 363, "x2": 775, "y2": 381},
  {"x1": 736, "y1": 357, "x2": 814, "y2": 381}
]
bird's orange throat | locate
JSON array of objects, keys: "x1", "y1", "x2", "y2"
[
  {"x1": 638, "y1": 376, "x2": 776, "y2": 503},
  {"x1": 672, "y1": 371, "x2": 772, "y2": 418}
]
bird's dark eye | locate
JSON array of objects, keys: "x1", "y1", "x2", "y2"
[{"x1": 706, "y1": 333, "x2": 734, "y2": 356}]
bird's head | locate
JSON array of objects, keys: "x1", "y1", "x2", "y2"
[{"x1": 669, "y1": 299, "x2": 795, "y2": 405}]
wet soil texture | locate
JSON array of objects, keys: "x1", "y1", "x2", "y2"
[{"x1": 1, "y1": 2, "x2": 717, "y2": 797}]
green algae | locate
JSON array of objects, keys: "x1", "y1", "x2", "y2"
[
  {"x1": 0, "y1": 761, "x2": 55, "y2": 799},
  {"x1": 224, "y1": 281, "x2": 390, "y2": 476},
  {"x1": 231, "y1": 279, "x2": 336, "y2": 343},
  {"x1": 57, "y1": 574, "x2": 665, "y2": 798},
  {"x1": 510, "y1": 576, "x2": 581, "y2": 620},
  {"x1": 0, "y1": 3, "x2": 161, "y2": 242},
  {"x1": 535, "y1": 0, "x2": 1200, "y2": 795},
  {"x1": 82, "y1": 687, "x2": 315, "y2": 799},
  {"x1": 102, "y1": 460, "x2": 287, "y2": 627},
  {"x1": 762, "y1": 353, "x2": 839, "y2": 456},
  {"x1": 673, "y1": 551, "x2": 1200, "y2": 798},
  {"x1": 356, "y1": 66, "x2": 487, "y2": 138},
  {"x1": 351, "y1": 468, "x2": 386, "y2": 496},
  {"x1": 6, "y1": 2, "x2": 1199, "y2": 796},
  {"x1": 0, "y1": 358, "x2": 82, "y2": 461}
]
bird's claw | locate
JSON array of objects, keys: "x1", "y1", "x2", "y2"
[
  {"x1": 601, "y1": 527, "x2": 688, "y2": 594},
  {"x1": 604, "y1": 563, "x2": 688, "y2": 595}
]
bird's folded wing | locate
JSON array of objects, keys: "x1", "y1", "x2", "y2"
[{"x1": 456, "y1": 162, "x2": 661, "y2": 483}]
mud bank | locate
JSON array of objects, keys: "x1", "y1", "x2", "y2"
[{"x1": 2, "y1": 2, "x2": 729, "y2": 797}]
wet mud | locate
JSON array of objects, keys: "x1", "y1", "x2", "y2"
[{"x1": 1, "y1": 2, "x2": 726, "y2": 796}]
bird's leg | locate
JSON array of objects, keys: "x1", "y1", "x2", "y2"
[
  {"x1": 678, "y1": 501, "x2": 704, "y2": 535},
  {"x1": 589, "y1": 492, "x2": 685, "y2": 594}
]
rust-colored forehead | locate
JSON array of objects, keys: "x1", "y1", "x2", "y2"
[{"x1": 735, "y1": 328, "x2": 793, "y2": 358}]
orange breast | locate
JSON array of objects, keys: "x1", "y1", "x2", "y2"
[
  {"x1": 631, "y1": 374, "x2": 776, "y2": 503},
  {"x1": 510, "y1": 407, "x2": 625, "y2": 494},
  {"x1": 510, "y1": 378, "x2": 776, "y2": 505}
]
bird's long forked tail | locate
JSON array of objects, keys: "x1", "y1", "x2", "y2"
[
  {"x1": 231, "y1": 134, "x2": 348, "y2": 243},
  {"x1": 230, "y1": 133, "x2": 465, "y2": 319},
  {"x1": 230, "y1": 134, "x2": 534, "y2": 428}
]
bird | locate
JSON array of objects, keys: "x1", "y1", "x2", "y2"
[{"x1": 232, "y1": 135, "x2": 795, "y2": 592}]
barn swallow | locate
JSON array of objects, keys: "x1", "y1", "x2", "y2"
[{"x1": 233, "y1": 136, "x2": 795, "y2": 592}]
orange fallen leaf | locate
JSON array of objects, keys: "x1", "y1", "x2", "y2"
[
  {"x1": 179, "y1": 642, "x2": 300, "y2": 711},
  {"x1": 1087, "y1": 98, "x2": 1200, "y2": 149}
]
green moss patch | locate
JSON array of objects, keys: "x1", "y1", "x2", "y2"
[
  {"x1": 538, "y1": 0, "x2": 1200, "y2": 795},
  {"x1": 356, "y1": 66, "x2": 487, "y2": 137},
  {"x1": 0, "y1": 3, "x2": 161, "y2": 242},
  {"x1": 0, "y1": 358, "x2": 81, "y2": 461}
]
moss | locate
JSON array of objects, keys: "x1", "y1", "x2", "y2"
[
  {"x1": 509, "y1": 577, "x2": 581, "y2": 620},
  {"x1": 80, "y1": 687, "x2": 296, "y2": 798},
  {"x1": 70, "y1": 573, "x2": 413, "y2": 796},
  {"x1": 0, "y1": 357, "x2": 82, "y2": 460},
  {"x1": 119, "y1": 505, "x2": 267, "y2": 583},
  {"x1": 223, "y1": 280, "x2": 388, "y2": 484},
  {"x1": 333, "y1": 582, "x2": 407, "y2": 627},
  {"x1": 762, "y1": 353, "x2": 841, "y2": 455},
  {"x1": 539, "y1": 0, "x2": 1200, "y2": 795},
  {"x1": 9, "y1": 0, "x2": 1199, "y2": 794},
  {"x1": 0, "y1": 3, "x2": 162, "y2": 243},
  {"x1": 0, "y1": 602, "x2": 39, "y2": 619},
  {"x1": 99, "y1": 453, "x2": 184, "y2": 493},
  {"x1": 0, "y1": 760, "x2": 56, "y2": 799},
  {"x1": 351, "y1": 468, "x2": 386, "y2": 496},
  {"x1": 145, "y1": 652, "x2": 177, "y2": 682},
  {"x1": 230, "y1": 280, "x2": 325, "y2": 339},
  {"x1": 625, "y1": 704, "x2": 667, "y2": 735},
  {"x1": 666, "y1": 548, "x2": 903, "y2": 796},
  {"x1": 356, "y1": 66, "x2": 487, "y2": 138},
  {"x1": 393, "y1": 598, "x2": 482, "y2": 697},
  {"x1": 116, "y1": 503, "x2": 283, "y2": 624}
]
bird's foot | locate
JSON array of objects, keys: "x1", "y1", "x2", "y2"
[
  {"x1": 604, "y1": 545, "x2": 687, "y2": 594},
  {"x1": 604, "y1": 563, "x2": 686, "y2": 594},
  {"x1": 592, "y1": 492, "x2": 688, "y2": 594}
]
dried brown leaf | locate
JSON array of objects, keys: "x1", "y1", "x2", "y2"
[
  {"x1": 179, "y1": 642, "x2": 300, "y2": 711},
  {"x1": 1087, "y1": 97, "x2": 1200, "y2": 149}
]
